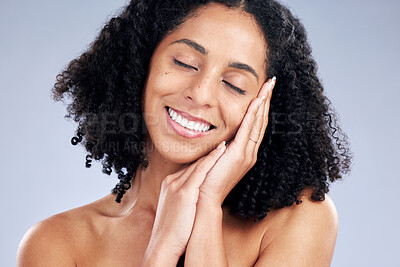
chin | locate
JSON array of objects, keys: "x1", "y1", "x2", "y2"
[{"x1": 153, "y1": 140, "x2": 214, "y2": 164}]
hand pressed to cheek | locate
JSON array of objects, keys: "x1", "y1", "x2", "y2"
[
  {"x1": 197, "y1": 78, "x2": 276, "y2": 206},
  {"x1": 252, "y1": 77, "x2": 276, "y2": 152},
  {"x1": 242, "y1": 78, "x2": 276, "y2": 158},
  {"x1": 231, "y1": 77, "x2": 275, "y2": 151}
]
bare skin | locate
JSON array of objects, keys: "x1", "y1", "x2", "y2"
[
  {"x1": 17, "y1": 188, "x2": 337, "y2": 267},
  {"x1": 17, "y1": 3, "x2": 338, "y2": 267}
]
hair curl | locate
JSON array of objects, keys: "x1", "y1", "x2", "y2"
[{"x1": 52, "y1": 0, "x2": 352, "y2": 223}]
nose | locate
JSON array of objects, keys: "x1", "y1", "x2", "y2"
[{"x1": 183, "y1": 71, "x2": 218, "y2": 108}]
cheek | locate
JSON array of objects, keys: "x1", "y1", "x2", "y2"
[
  {"x1": 147, "y1": 71, "x2": 170, "y2": 95},
  {"x1": 146, "y1": 56, "x2": 186, "y2": 96},
  {"x1": 222, "y1": 103, "x2": 247, "y2": 137}
]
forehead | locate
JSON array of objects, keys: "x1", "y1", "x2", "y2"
[{"x1": 159, "y1": 3, "x2": 268, "y2": 81}]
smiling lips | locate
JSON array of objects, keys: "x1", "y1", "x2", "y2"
[
  {"x1": 167, "y1": 106, "x2": 214, "y2": 132},
  {"x1": 165, "y1": 108, "x2": 214, "y2": 138}
]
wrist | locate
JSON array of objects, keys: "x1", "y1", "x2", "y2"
[
  {"x1": 197, "y1": 197, "x2": 224, "y2": 218},
  {"x1": 198, "y1": 192, "x2": 224, "y2": 209}
]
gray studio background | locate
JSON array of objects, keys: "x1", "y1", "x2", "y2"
[{"x1": 1, "y1": 0, "x2": 399, "y2": 266}]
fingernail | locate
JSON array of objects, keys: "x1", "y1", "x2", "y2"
[
  {"x1": 270, "y1": 77, "x2": 276, "y2": 88},
  {"x1": 217, "y1": 140, "x2": 226, "y2": 149},
  {"x1": 268, "y1": 78, "x2": 276, "y2": 95}
]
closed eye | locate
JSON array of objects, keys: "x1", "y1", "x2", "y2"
[
  {"x1": 223, "y1": 80, "x2": 246, "y2": 95},
  {"x1": 174, "y1": 59, "x2": 245, "y2": 95},
  {"x1": 173, "y1": 59, "x2": 198, "y2": 71}
]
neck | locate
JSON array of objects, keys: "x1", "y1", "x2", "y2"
[{"x1": 122, "y1": 136, "x2": 189, "y2": 215}]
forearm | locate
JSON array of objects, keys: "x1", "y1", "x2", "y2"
[
  {"x1": 141, "y1": 239, "x2": 180, "y2": 267},
  {"x1": 185, "y1": 200, "x2": 228, "y2": 266}
]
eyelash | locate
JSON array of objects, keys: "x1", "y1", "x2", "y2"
[
  {"x1": 173, "y1": 59, "x2": 246, "y2": 95},
  {"x1": 222, "y1": 80, "x2": 246, "y2": 95},
  {"x1": 174, "y1": 59, "x2": 198, "y2": 70}
]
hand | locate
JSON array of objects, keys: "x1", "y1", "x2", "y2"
[
  {"x1": 143, "y1": 77, "x2": 275, "y2": 264},
  {"x1": 198, "y1": 77, "x2": 276, "y2": 206},
  {"x1": 145, "y1": 141, "x2": 227, "y2": 260}
]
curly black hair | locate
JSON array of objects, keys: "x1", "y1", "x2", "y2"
[{"x1": 52, "y1": 0, "x2": 352, "y2": 223}]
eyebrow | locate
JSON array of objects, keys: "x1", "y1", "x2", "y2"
[
  {"x1": 170, "y1": 38, "x2": 207, "y2": 55},
  {"x1": 169, "y1": 38, "x2": 259, "y2": 82}
]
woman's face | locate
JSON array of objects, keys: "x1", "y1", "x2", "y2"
[{"x1": 143, "y1": 3, "x2": 268, "y2": 163}]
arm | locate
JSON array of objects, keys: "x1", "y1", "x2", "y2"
[
  {"x1": 140, "y1": 143, "x2": 227, "y2": 267},
  {"x1": 184, "y1": 198, "x2": 228, "y2": 266},
  {"x1": 254, "y1": 194, "x2": 339, "y2": 267},
  {"x1": 183, "y1": 79, "x2": 275, "y2": 266},
  {"x1": 141, "y1": 241, "x2": 182, "y2": 267}
]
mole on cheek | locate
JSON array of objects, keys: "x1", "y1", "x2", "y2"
[{"x1": 164, "y1": 72, "x2": 169, "y2": 75}]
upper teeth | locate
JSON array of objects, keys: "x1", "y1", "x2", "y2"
[{"x1": 168, "y1": 107, "x2": 211, "y2": 132}]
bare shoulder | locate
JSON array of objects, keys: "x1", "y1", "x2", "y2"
[
  {"x1": 17, "y1": 200, "x2": 101, "y2": 267},
  {"x1": 255, "y1": 188, "x2": 339, "y2": 267},
  {"x1": 285, "y1": 188, "x2": 338, "y2": 226}
]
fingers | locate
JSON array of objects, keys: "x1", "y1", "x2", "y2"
[
  {"x1": 246, "y1": 95, "x2": 266, "y2": 156},
  {"x1": 230, "y1": 96, "x2": 263, "y2": 152},
  {"x1": 232, "y1": 77, "x2": 276, "y2": 153},
  {"x1": 162, "y1": 164, "x2": 191, "y2": 185},
  {"x1": 180, "y1": 141, "x2": 226, "y2": 191},
  {"x1": 254, "y1": 78, "x2": 275, "y2": 152},
  {"x1": 162, "y1": 141, "x2": 223, "y2": 183},
  {"x1": 249, "y1": 94, "x2": 266, "y2": 143}
]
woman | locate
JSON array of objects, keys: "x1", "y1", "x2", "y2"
[{"x1": 17, "y1": 0, "x2": 351, "y2": 266}]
